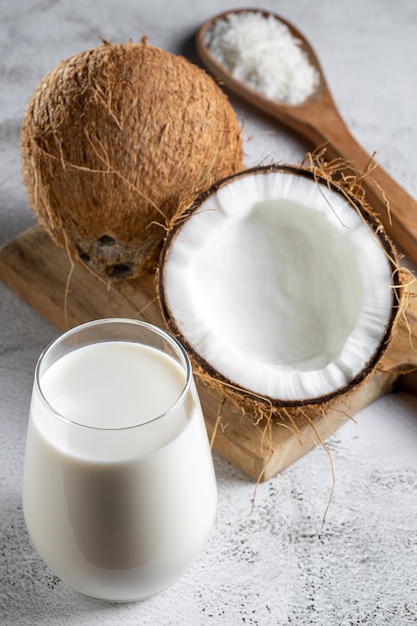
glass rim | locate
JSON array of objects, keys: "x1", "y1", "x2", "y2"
[{"x1": 34, "y1": 318, "x2": 193, "y2": 431}]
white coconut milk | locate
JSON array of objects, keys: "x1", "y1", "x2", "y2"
[{"x1": 23, "y1": 341, "x2": 217, "y2": 601}]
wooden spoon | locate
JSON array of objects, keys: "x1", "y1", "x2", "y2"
[{"x1": 196, "y1": 9, "x2": 417, "y2": 265}]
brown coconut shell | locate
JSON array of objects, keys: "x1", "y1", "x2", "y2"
[
  {"x1": 21, "y1": 39, "x2": 243, "y2": 280},
  {"x1": 158, "y1": 162, "x2": 404, "y2": 430}
]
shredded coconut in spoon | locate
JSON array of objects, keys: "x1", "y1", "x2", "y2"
[{"x1": 205, "y1": 11, "x2": 319, "y2": 105}]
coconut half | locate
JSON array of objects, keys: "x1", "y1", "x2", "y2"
[{"x1": 159, "y1": 164, "x2": 400, "y2": 408}]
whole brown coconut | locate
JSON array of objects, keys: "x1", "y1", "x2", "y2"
[{"x1": 21, "y1": 39, "x2": 243, "y2": 280}]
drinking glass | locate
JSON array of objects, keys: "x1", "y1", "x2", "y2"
[{"x1": 23, "y1": 318, "x2": 217, "y2": 602}]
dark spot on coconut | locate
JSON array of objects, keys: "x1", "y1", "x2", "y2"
[
  {"x1": 106, "y1": 263, "x2": 133, "y2": 278},
  {"x1": 77, "y1": 250, "x2": 91, "y2": 262},
  {"x1": 97, "y1": 235, "x2": 116, "y2": 247}
]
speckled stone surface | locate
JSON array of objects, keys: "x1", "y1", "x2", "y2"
[{"x1": 1, "y1": 0, "x2": 417, "y2": 624}]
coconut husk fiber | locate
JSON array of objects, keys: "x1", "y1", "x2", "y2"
[
  {"x1": 21, "y1": 38, "x2": 243, "y2": 281},
  {"x1": 158, "y1": 160, "x2": 410, "y2": 442}
]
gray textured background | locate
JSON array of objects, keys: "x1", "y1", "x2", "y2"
[{"x1": 1, "y1": 0, "x2": 417, "y2": 624}]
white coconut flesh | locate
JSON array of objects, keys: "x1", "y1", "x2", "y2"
[{"x1": 162, "y1": 170, "x2": 394, "y2": 402}]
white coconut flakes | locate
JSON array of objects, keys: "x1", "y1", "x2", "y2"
[{"x1": 205, "y1": 11, "x2": 319, "y2": 105}]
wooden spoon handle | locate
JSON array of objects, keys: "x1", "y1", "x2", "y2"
[
  {"x1": 270, "y1": 90, "x2": 417, "y2": 264},
  {"x1": 382, "y1": 271, "x2": 417, "y2": 385}
]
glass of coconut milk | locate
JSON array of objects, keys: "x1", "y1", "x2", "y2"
[{"x1": 23, "y1": 318, "x2": 217, "y2": 602}]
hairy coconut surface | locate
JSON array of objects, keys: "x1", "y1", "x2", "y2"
[
  {"x1": 159, "y1": 163, "x2": 402, "y2": 424},
  {"x1": 21, "y1": 39, "x2": 243, "y2": 280}
]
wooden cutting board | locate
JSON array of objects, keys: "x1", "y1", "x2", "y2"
[{"x1": 1, "y1": 225, "x2": 416, "y2": 481}]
